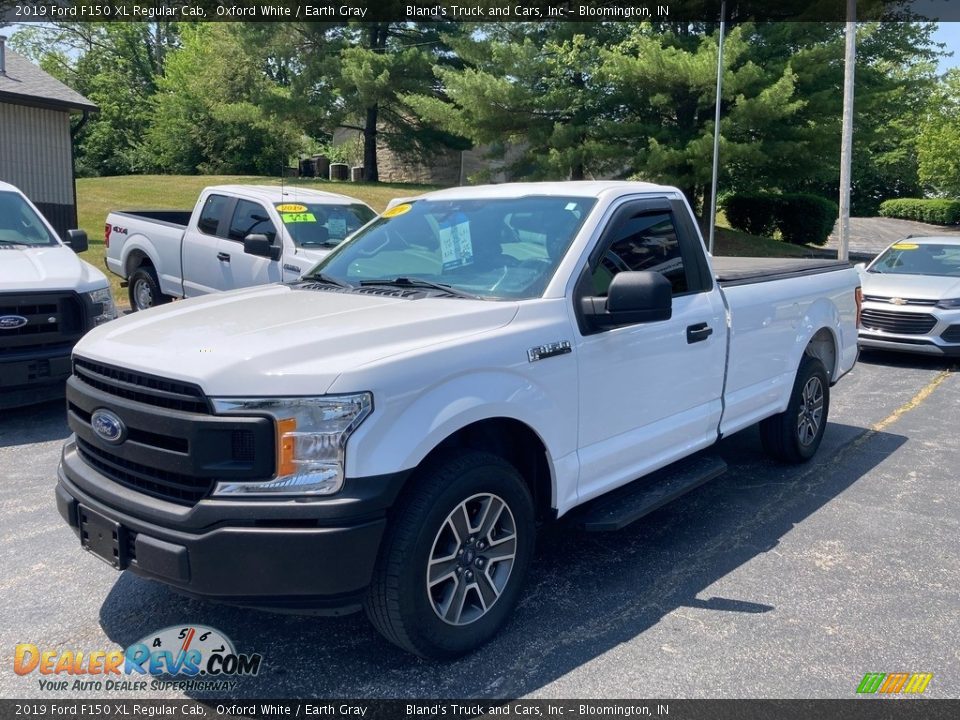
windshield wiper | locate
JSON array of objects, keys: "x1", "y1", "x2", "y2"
[
  {"x1": 302, "y1": 271, "x2": 353, "y2": 289},
  {"x1": 359, "y1": 277, "x2": 481, "y2": 300},
  {"x1": 0, "y1": 239, "x2": 29, "y2": 246}
]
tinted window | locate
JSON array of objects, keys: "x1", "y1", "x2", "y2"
[
  {"x1": 276, "y1": 203, "x2": 375, "y2": 248},
  {"x1": 593, "y1": 212, "x2": 688, "y2": 295},
  {"x1": 0, "y1": 191, "x2": 56, "y2": 246},
  {"x1": 869, "y1": 242, "x2": 960, "y2": 278},
  {"x1": 228, "y1": 200, "x2": 277, "y2": 243},
  {"x1": 197, "y1": 194, "x2": 230, "y2": 236},
  {"x1": 312, "y1": 196, "x2": 596, "y2": 300}
]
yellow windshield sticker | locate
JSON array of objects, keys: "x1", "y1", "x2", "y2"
[
  {"x1": 891, "y1": 243, "x2": 919, "y2": 250},
  {"x1": 382, "y1": 203, "x2": 412, "y2": 218},
  {"x1": 276, "y1": 203, "x2": 308, "y2": 213},
  {"x1": 281, "y1": 212, "x2": 316, "y2": 224}
]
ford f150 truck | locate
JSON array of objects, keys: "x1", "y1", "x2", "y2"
[
  {"x1": 105, "y1": 185, "x2": 376, "y2": 311},
  {"x1": 56, "y1": 181, "x2": 860, "y2": 658},
  {"x1": 0, "y1": 180, "x2": 116, "y2": 409}
]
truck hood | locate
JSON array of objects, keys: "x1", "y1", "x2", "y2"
[
  {"x1": 861, "y1": 271, "x2": 960, "y2": 300},
  {"x1": 74, "y1": 284, "x2": 519, "y2": 396},
  {"x1": 0, "y1": 245, "x2": 109, "y2": 292}
]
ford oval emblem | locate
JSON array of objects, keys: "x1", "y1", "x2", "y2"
[
  {"x1": 0, "y1": 315, "x2": 28, "y2": 330},
  {"x1": 91, "y1": 409, "x2": 126, "y2": 445}
]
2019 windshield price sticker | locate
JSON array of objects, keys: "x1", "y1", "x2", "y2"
[{"x1": 13, "y1": 625, "x2": 262, "y2": 693}]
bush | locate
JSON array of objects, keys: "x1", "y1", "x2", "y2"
[
  {"x1": 722, "y1": 193, "x2": 780, "y2": 237},
  {"x1": 722, "y1": 192, "x2": 839, "y2": 246},
  {"x1": 878, "y1": 198, "x2": 960, "y2": 225},
  {"x1": 775, "y1": 193, "x2": 839, "y2": 246}
]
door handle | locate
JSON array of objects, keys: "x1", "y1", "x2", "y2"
[
  {"x1": 686, "y1": 322, "x2": 713, "y2": 344},
  {"x1": 217, "y1": 252, "x2": 231, "y2": 263}
]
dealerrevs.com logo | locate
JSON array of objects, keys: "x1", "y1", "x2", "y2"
[{"x1": 14, "y1": 625, "x2": 262, "y2": 693}]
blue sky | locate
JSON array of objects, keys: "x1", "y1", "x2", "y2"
[{"x1": 932, "y1": 23, "x2": 960, "y2": 72}]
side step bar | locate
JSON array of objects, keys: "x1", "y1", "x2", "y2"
[{"x1": 579, "y1": 453, "x2": 728, "y2": 532}]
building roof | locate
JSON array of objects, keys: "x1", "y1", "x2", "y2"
[{"x1": 0, "y1": 47, "x2": 97, "y2": 113}]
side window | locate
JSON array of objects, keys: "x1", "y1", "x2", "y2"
[
  {"x1": 197, "y1": 194, "x2": 230, "y2": 236},
  {"x1": 592, "y1": 212, "x2": 689, "y2": 296},
  {"x1": 228, "y1": 200, "x2": 277, "y2": 244}
]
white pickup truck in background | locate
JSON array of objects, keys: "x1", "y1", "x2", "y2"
[
  {"x1": 105, "y1": 185, "x2": 376, "y2": 310},
  {"x1": 58, "y1": 181, "x2": 860, "y2": 659},
  {"x1": 0, "y1": 180, "x2": 116, "y2": 409}
]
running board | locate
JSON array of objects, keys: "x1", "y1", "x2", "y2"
[{"x1": 579, "y1": 454, "x2": 728, "y2": 532}]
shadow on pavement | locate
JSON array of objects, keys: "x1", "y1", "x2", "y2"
[
  {"x1": 98, "y1": 421, "x2": 906, "y2": 700},
  {"x1": 857, "y1": 349, "x2": 958, "y2": 372},
  {"x1": 0, "y1": 398, "x2": 70, "y2": 448}
]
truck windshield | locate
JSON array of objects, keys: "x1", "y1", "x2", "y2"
[
  {"x1": 275, "y1": 202, "x2": 375, "y2": 248},
  {"x1": 869, "y1": 242, "x2": 960, "y2": 278},
  {"x1": 0, "y1": 191, "x2": 57, "y2": 247},
  {"x1": 308, "y1": 196, "x2": 596, "y2": 300}
]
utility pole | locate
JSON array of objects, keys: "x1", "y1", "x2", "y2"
[
  {"x1": 708, "y1": 1, "x2": 726, "y2": 255},
  {"x1": 838, "y1": 0, "x2": 856, "y2": 262}
]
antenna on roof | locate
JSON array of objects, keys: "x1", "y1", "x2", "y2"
[{"x1": 280, "y1": 163, "x2": 286, "y2": 197}]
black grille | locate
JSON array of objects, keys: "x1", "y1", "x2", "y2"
[
  {"x1": 73, "y1": 358, "x2": 209, "y2": 414},
  {"x1": 77, "y1": 437, "x2": 214, "y2": 505},
  {"x1": 942, "y1": 325, "x2": 960, "y2": 343},
  {"x1": 860, "y1": 309, "x2": 937, "y2": 335},
  {"x1": 0, "y1": 291, "x2": 85, "y2": 354},
  {"x1": 863, "y1": 295, "x2": 938, "y2": 306}
]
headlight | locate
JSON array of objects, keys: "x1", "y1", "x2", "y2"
[
  {"x1": 210, "y1": 393, "x2": 372, "y2": 497},
  {"x1": 84, "y1": 287, "x2": 117, "y2": 325},
  {"x1": 936, "y1": 298, "x2": 960, "y2": 309}
]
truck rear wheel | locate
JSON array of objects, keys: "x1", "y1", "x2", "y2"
[
  {"x1": 760, "y1": 354, "x2": 829, "y2": 463},
  {"x1": 128, "y1": 265, "x2": 170, "y2": 312},
  {"x1": 365, "y1": 450, "x2": 535, "y2": 659}
]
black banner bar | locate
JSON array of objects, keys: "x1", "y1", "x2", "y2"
[
  {"x1": 2, "y1": 0, "x2": 960, "y2": 24},
  {"x1": 0, "y1": 700, "x2": 959, "y2": 720}
]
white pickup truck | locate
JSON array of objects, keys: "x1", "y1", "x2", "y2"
[
  {"x1": 56, "y1": 181, "x2": 860, "y2": 659},
  {"x1": 0, "y1": 180, "x2": 116, "y2": 409},
  {"x1": 105, "y1": 184, "x2": 376, "y2": 310}
]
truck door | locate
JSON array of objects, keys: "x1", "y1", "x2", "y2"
[
  {"x1": 574, "y1": 197, "x2": 727, "y2": 502},
  {"x1": 219, "y1": 199, "x2": 283, "y2": 290},
  {"x1": 181, "y1": 193, "x2": 234, "y2": 297}
]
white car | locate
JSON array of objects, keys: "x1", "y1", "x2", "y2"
[
  {"x1": 105, "y1": 185, "x2": 376, "y2": 310},
  {"x1": 857, "y1": 236, "x2": 960, "y2": 356},
  {"x1": 0, "y1": 180, "x2": 116, "y2": 408}
]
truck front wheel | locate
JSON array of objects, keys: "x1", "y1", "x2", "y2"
[
  {"x1": 760, "y1": 354, "x2": 830, "y2": 463},
  {"x1": 128, "y1": 265, "x2": 170, "y2": 312},
  {"x1": 365, "y1": 450, "x2": 535, "y2": 659}
]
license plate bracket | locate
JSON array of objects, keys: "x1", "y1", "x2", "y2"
[{"x1": 78, "y1": 505, "x2": 128, "y2": 570}]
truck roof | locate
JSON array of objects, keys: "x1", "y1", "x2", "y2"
[
  {"x1": 0, "y1": 180, "x2": 23, "y2": 193},
  {"x1": 388, "y1": 181, "x2": 680, "y2": 207},
  {"x1": 207, "y1": 184, "x2": 372, "y2": 207}
]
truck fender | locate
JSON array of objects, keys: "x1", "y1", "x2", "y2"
[
  {"x1": 777, "y1": 297, "x2": 842, "y2": 411},
  {"x1": 120, "y1": 235, "x2": 173, "y2": 297},
  {"x1": 345, "y1": 370, "x2": 576, "y2": 508}
]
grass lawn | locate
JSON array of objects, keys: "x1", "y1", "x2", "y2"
[{"x1": 75, "y1": 175, "x2": 819, "y2": 305}]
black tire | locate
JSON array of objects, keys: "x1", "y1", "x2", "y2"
[
  {"x1": 760, "y1": 354, "x2": 830, "y2": 464},
  {"x1": 365, "y1": 450, "x2": 535, "y2": 659},
  {"x1": 128, "y1": 265, "x2": 170, "y2": 312}
]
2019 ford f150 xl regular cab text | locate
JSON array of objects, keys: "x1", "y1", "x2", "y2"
[
  {"x1": 104, "y1": 184, "x2": 376, "y2": 310},
  {"x1": 56, "y1": 182, "x2": 860, "y2": 658},
  {"x1": 0, "y1": 181, "x2": 116, "y2": 409}
]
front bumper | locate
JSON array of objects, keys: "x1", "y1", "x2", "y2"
[
  {"x1": 0, "y1": 344, "x2": 74, "y2": 409},
  {"x1": 858, "y1": 303, "x2": 960, "y2": 357},
  {"x1": 57, "y1": 438, "x2": 407, "y2": 613}
]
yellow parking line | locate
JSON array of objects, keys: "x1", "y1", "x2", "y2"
[{"x1": 871, "y1": 369, "x2": 952, "y2": 432}]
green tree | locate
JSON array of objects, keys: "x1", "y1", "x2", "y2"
[
  {"x1": 917, "y1": 69, "x2": 960, "y2": 196},
  {"x1": 141, "y1": 24, "x2": 302, "y2": 175}
]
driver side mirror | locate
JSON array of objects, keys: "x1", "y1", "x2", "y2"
[
  {"x1": 854, "y1": 262, "x2": 866, "y2": 272},
  {"x1": 65, "y1": 229, "x2": 88, "y2": 253},
  {"x1": 582, "y1": 271, "x2": 672, "y2": 329},
  {"x1": 244, "y1": 233, "x2": 281, "y2": 261}
]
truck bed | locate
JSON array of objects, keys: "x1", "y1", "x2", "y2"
[
  {"x1": 712, "y1": 257, "x2": 851, "y2": 287},
  {"x1": 111, "y1": 210, "x2": 192, "y2": 229}
]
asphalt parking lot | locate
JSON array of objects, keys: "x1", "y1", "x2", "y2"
[{"x1": 1, "y1": 351, "x2": 957, "y2": 700}]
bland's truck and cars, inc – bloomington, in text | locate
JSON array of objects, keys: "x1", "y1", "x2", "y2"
[{"x1": 55, "y1": 181, "x2": 861, "y2": 658}]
